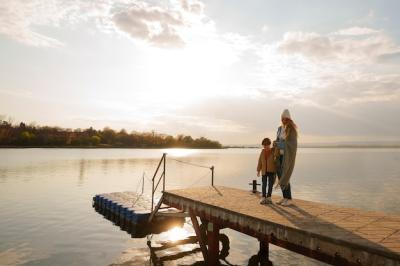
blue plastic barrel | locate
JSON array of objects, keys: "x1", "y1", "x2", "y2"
[
  {"x1": 106, "y1": 199, "x2": 112, "y2": 210},
  {"x1": 120, "y1": 207, "x2": 129, "y2": 219},
  {"x1": 97, "y1": 195, "x2": 103, "y2": 206}
]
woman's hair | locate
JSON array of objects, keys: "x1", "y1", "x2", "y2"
[
  {"x1": 285, "y1": 119, "x2": 298, "y2": 138},
  {"x1": 262, "y1": 138, "x2": 271, "y2": 146}
]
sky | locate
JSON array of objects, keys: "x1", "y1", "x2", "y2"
[{"x1": 1, "y1": 0, "x2": 400, "y2": 145}]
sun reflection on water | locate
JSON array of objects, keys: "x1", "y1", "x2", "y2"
[
  {"x1": 164, "y1": 226, "x2": 190, "y2": 242},
  {"x1": 164, "y1": 148, "x2": 197, "y2": 157}
]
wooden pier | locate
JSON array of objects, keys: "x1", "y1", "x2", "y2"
[{"x1": 160, "y1": 186, "x2": 400, "y2": 266}]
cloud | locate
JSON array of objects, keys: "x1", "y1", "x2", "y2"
[
  {"x1": 261, "y1": 25, "x2": 269, "y2": 32},
  {"x1": 160, "y1": 114, "x2": 248, "y2": 134},
  {"x1": 0, "y1": 0, "x2": 118, "y2": 47},
  {"x1": 180, "y1": 0, "x2": 204, "y2": 14},
  {"x1": 269, "y1": 28, "x2": 400, "y2": 107},
  {"x1": 334, "y1": 26, "x2": 379, "y2": 36},
  {"x1": 72, "y1": 112, "x2": 248, "y2": 140},
  {"x1": 111, "y1": 0, "x2": 212, "y2": 48},
  {"x1": 0, "y1": 0, "x2": 66, "y2": 47},
  {"x1": 112, "y1": 3, "x2": 186, "y2": 48},
  {"x1": 251, "y1": 26, "x2": 400, "y2": 142},
  {"x1": 309, "y1": 73, "x2": 400, "y2": 106},
  {"x1": 2, "y1": 1, "x2": 400, "y2": 144},
  {"x1": 0, "y1": 0, "x2": 209, "y2": 48},
  {"x1": 350, "y1": 9, "x2": 377, "y2": 25},
  {"x1": 377, "y1": 51, "x2": 400, "y2": 64},
  {"x1": 277, "y1": 29, "x2": 400, "y2": 63}
]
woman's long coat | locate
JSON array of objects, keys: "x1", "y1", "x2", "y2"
[{"x1": 279, "y1": 127, "x2": 297, "y2": 187}]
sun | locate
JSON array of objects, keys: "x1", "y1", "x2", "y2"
[{"x1": 142, "y1": 41, "x2": 235, "y2": 106}]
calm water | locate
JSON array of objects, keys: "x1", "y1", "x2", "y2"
[{"x1": 1, "y1": 148, "x2": 400, "y2": 265}]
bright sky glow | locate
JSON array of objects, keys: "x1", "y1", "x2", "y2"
[{"x1": 1, "y1": 0, "x2": 400, "y2": 144}]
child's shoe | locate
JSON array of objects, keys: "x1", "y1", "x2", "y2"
[
  {"x1": 266, "y1": 197, "x2": 272, "y2": 204},
  {"x1": 259, "y1": 197, "x2": 267, "y2": 204},
  {"x1": 281, "y1": 199, "x2": 293, "y2": 207},
  {"x1": 276, "y1": 198, "x2": 285, "y2": 205}
]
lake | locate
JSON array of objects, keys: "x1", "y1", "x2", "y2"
[{"x1": 1, "y1": 148, "x2": 400, "y2": 265}]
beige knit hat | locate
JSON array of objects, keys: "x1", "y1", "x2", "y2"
[{"x1": 281, "y1": 109, "x2": 291, "y2": 119}]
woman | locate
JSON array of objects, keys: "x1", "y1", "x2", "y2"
[{"x1": 275, "y1": 109, "x2": 298, "y2": 206}]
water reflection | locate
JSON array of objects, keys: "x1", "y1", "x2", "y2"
[
  {"x1": 78, "y1": 159, "x2": 86, "y2": 186},
  {"x1": 147, "y1": 236, "x2": 202, "y2": 265},
  {"x1": 95, "y1": 205, "x2": 235, "y2": 266},
  {"x1": 143, "y1": 231, "x2": 231, "y2": 266},
  {"x1": 111, "y1": 228, "x2": 281, "y2": 266},
  {"x1": 101, "y1": 159, "x2": 109, "y2": 174},
  {"x1": 163, "y1": 227, "x2": 189, "y2": 242},
  {"x1": 0, "y1": 168, "x2": 7, "y2": 183},
  {"x1": 247, "y1": 254, "x2": 272, "y2": 266},
  {"x1": 0, "y1": 243, "x2": 37, "y2": 265},
  {"x1": 1, "y1": 148, "x2": 400, "y2": 265},
  {"x1": 164, "y1": 148, "x2": 198, "y2": 157}
]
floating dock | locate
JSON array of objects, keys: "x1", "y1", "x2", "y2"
[
  {"x1": 161, "y1": 186, "x2": 400, "y2": 266},
  {"x1": 92, "y1": 191, "x2": 185, "y2": 237}
]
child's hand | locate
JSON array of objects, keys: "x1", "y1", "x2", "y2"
[{"x1": 257, "y1": 171, "x2": 260, "y2": 177}]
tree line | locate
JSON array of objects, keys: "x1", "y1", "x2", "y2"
[{"x1": 0, "y1": 119, "x2": 222, "y2": 148}]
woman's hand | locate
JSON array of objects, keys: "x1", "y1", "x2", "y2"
[{"x1": 276, "y1": 141, "x2": 285, "y2": 150}]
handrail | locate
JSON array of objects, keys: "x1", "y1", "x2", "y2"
[
  {"x1": 154, "y1": 172, "x2": 164, "y2": 193},
  {"x1": 151, "y1": 153, "x2": 166, "y2": 212},
  {"x1": 151, "y1": 154, "x2": 165, "y2": 181},
  {"x1": 211, "y1": 166, "x2": 214, "y2": 186},
  {"x1": 150, "y1": 153, "x2": 215, "y2": 211}
]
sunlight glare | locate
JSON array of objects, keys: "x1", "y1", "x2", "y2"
[
  {"x1": 165, "y1": 148, "x2": 197, "y2": 157},
  {"x1": 143, "y1": 36, "x2": 239, "y2": 106},
  {"x1": 165, "y1": 226, "x2": 189, "y2": 242}
]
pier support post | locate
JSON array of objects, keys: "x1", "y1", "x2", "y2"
[
  {"x1": 259, "y1": 240, "x2": 270, "y2": 265},
  {"x1": 207, "y1": 222, "x2": 220, "y2": 266},
  {"x1": 189, "y1": 211, "x2": 208, "y2": 261}
]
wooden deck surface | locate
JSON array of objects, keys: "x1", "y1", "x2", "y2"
[{"x1": 163, "y1": 186, "x2": 400, "y2": 265}]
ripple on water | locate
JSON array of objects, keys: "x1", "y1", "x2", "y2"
[{"x1": 1, "y1": 148, "x2": 400, "y2": 265}]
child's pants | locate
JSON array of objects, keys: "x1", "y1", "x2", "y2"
[{"x1": 262, "y1": 172, "x2": 276, "y2": 198}]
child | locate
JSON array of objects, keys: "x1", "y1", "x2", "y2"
[{"x1": 257, "y1": 138, "x2": 279, "y2": 204}]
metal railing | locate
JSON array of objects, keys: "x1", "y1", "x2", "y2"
[
  {"x1": 151, "y1": 153, "x2": 166, "y2": 212},
  {"x1": 150, "y1": 153, "x2": 216, "y2": 212},
  {"x1": 211, "y1": 166, "x2": 214, "y2": 186}
]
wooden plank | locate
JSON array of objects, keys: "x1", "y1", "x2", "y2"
[{"x1": 163, "y1": 186, "x2": 400, "y2": 265}]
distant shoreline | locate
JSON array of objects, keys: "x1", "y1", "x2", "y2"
[
  {"x1": 0, "y1": 145, "x2": 225, "y2": 149},
  {"x1": 225, "y1": 145, "x2": 400, "y2": 149},
  {"x1": 1, "y1": 145, "x2": 400, "y2": 149}
]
